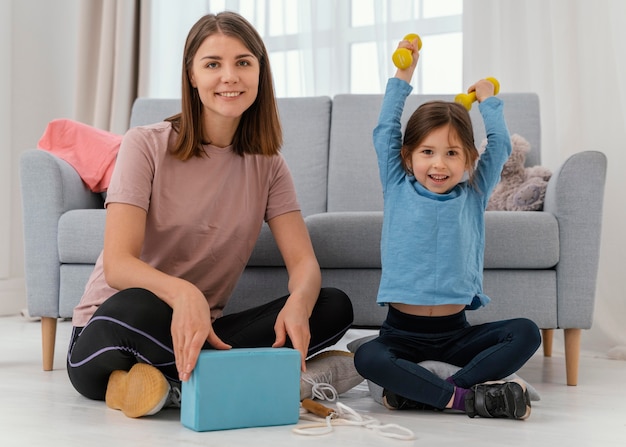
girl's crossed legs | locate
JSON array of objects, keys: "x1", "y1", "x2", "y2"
[{"x1": 354, "y1": 306, "x2": 541, "y2": 410}]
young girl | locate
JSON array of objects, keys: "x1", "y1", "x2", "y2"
[
  {"x1": 354, "y1": 37, "x2": 541, "y2": 420},
  {"x1": 67, "y1": 12, "x2": 360, "y2": 419}
]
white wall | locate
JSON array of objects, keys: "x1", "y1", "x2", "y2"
[
  {"x1": 1, "y1": 1, "x2": 12, "y2": 282},
  {"x1": 0, "y1": 0, "x2": 79, "y2": 315}
]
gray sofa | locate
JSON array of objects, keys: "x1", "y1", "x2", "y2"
[{"x1": 20, "y1": 93, "x2": 607, "y2": 386}]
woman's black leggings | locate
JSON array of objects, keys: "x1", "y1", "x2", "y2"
[
  {"x1": 354, "y1": 306, "x2": 541, "y2": 410},
  {"x1": 67, "y1": 287, "x2": 353, "y2": 400}
]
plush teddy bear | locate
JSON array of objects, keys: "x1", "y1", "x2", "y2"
[{"x1": 486, "y1": 134, "x2": 552, "y2": 211}]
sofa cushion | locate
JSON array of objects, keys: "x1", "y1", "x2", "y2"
[
  {"x1": 56, "y1": 208, "x2": 558, "y2": 270},
  {"x1": 327, "y1": 95, "x2": 384, "y2": 212},
  {"x1": 277, "y1": 97, "x2": 331, "y2": 217},
  {"x1": 484, "y1": 211, "x2": 559, "y2": 268},
  {"x1": 303, "y1": 210, "x2": 557, "y2": 270},
  {"x1": 306, "y1": 212, "x2": 382, "y2": 268},
  {"x1": 58, "y1": 209, "x2": 105, "y2": 263}
]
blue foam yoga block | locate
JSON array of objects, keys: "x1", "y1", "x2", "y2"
[{"x1": 181, "y1": 347, "x2": 301, "y2": 431}]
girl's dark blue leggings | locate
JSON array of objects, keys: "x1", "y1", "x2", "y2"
[
  {"x1": 354, "y1": 305, "x2": 541, "y2": 410},
  {"x1": 67, "y1": 287, "x2": 353, "y2": 401}
]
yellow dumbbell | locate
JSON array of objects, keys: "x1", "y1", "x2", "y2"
[
  {"x1": 454, "y1": 77, "x2": 500, "y2": 110},
  {"x1": 392, "y1": 33, "x2": 422, "y2": 70}
]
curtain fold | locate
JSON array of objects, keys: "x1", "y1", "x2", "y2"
[
  {"x1": 74, "y1": 0, "x2": 144, "y2": 134},
  {"x1": 463, "y1": 0, "x2": 626, "y2": 354}
]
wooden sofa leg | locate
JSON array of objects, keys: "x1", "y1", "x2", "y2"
[
  {"x1": 564, "y1": 328, "x2": 581, "y2": 386},
  {"x1": 541, "y1": 329, "x2": 554, "y2": 357},
  {"x1": 41, "y1": 317, "x2": 57, "y2": 371}
]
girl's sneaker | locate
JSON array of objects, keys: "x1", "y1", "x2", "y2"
[
  {"x1": 465, "y1": 380, "x2": 531, "y2": 420},
  {"x1": 382, "y1": 389, "x2": 436, "y2": 411}
]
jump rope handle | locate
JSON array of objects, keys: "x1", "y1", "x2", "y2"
[{"x1": 301, "y1": 398, "x2": 335, "y2": 418}]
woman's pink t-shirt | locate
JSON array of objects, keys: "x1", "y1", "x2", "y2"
[{"x1": 72, "y1": 122, "x2": 300, "y2": 326}]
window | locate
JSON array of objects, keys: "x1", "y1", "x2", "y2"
[{"x1": 147, "y1": 0, "x2": 462, "y2": 98}]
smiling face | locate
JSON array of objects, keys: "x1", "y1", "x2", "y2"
[
  {"x1": 408, "y1": 124, "x2": 468, "y2": 194},
  {"x1": 188, "y1": 33, "x2": 260, "y2": 143}
]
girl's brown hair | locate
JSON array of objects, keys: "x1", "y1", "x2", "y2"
[
  {"x1": 401, "y1": 101, "x2": 479, "y2": 181},
  {"x1": 166, "y1": 12, "x2": 282, "y2": 160}
]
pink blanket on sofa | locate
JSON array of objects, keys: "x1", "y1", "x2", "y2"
[{"x1": 37, "y1": 119, "x2": 122, "y2": 193}]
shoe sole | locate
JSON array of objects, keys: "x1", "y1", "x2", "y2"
[
  {"x1": 382, "y1": 392, "x2": 397, "y2": 410},
  {"x1": 502, "y1": 379, "x2": 531, "y2": 420},
  {"x1": 511, "y1": 383, "x2": 532, "y2": 420},
  {"x1": 105, "y1": 363, "x2": 170, "y2": 418}
]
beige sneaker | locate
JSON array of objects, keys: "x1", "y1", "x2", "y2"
[
  {"x1": 105, "y1": 363, "x2": 180, "y2": 418},
  {"x1": 300, "y1": 350, "x2": 364, "y2": 401}
]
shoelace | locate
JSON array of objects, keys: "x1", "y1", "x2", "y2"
[
  {"x1": 301, "y1": 372, "x2": 339, "y2": 401},
  {"x1": 293, "y1": 401, "x2": 416, "y2": 441}
]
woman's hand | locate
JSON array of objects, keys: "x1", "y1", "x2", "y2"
[
  {"x1": 171, "y1": 281, "x2": 231, "y2": 382},
  {"x1": 272, "y1": 295, "x2": 312, "y2": 371},
  {"x1": 268, "y1": 211, "x2": 321, "y2": 372}
]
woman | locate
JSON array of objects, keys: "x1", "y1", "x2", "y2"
[{"x1": 67, "y1": 11, "x2": 357, "y2": 419}]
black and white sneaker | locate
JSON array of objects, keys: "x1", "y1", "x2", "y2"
[{"x1": 465, "y1": 380, "x2": 531, "y2": 420}]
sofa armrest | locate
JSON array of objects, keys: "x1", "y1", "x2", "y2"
[
  {"x1": 19, "y1": 149, "x2": 104, "y2": 318},
  {"x1": 543, "y1": 151, "x2": 607, "y2": 328}
]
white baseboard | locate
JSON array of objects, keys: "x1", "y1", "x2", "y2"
[{"x1": 0, "y1": 277, "x2": 26, "y2": 316}]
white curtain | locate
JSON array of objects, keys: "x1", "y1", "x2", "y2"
[
  {"x1": 144, "y1": 0, "x2": 462, "y2": 98},
  {"x1": 74, "y1": 0, "x2": 150, "y2": 134},
  {"x1": 464, "y1": 0, "x2": 626, "y2": 356}
]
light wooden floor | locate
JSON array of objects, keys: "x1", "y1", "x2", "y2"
[{"x1": 2, "y1": 315, "x2": 626, "y2": 446}]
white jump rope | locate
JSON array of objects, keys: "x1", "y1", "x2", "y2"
[{"x1": 293, "y1": 380, "x2": 416, "y2": 440}]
